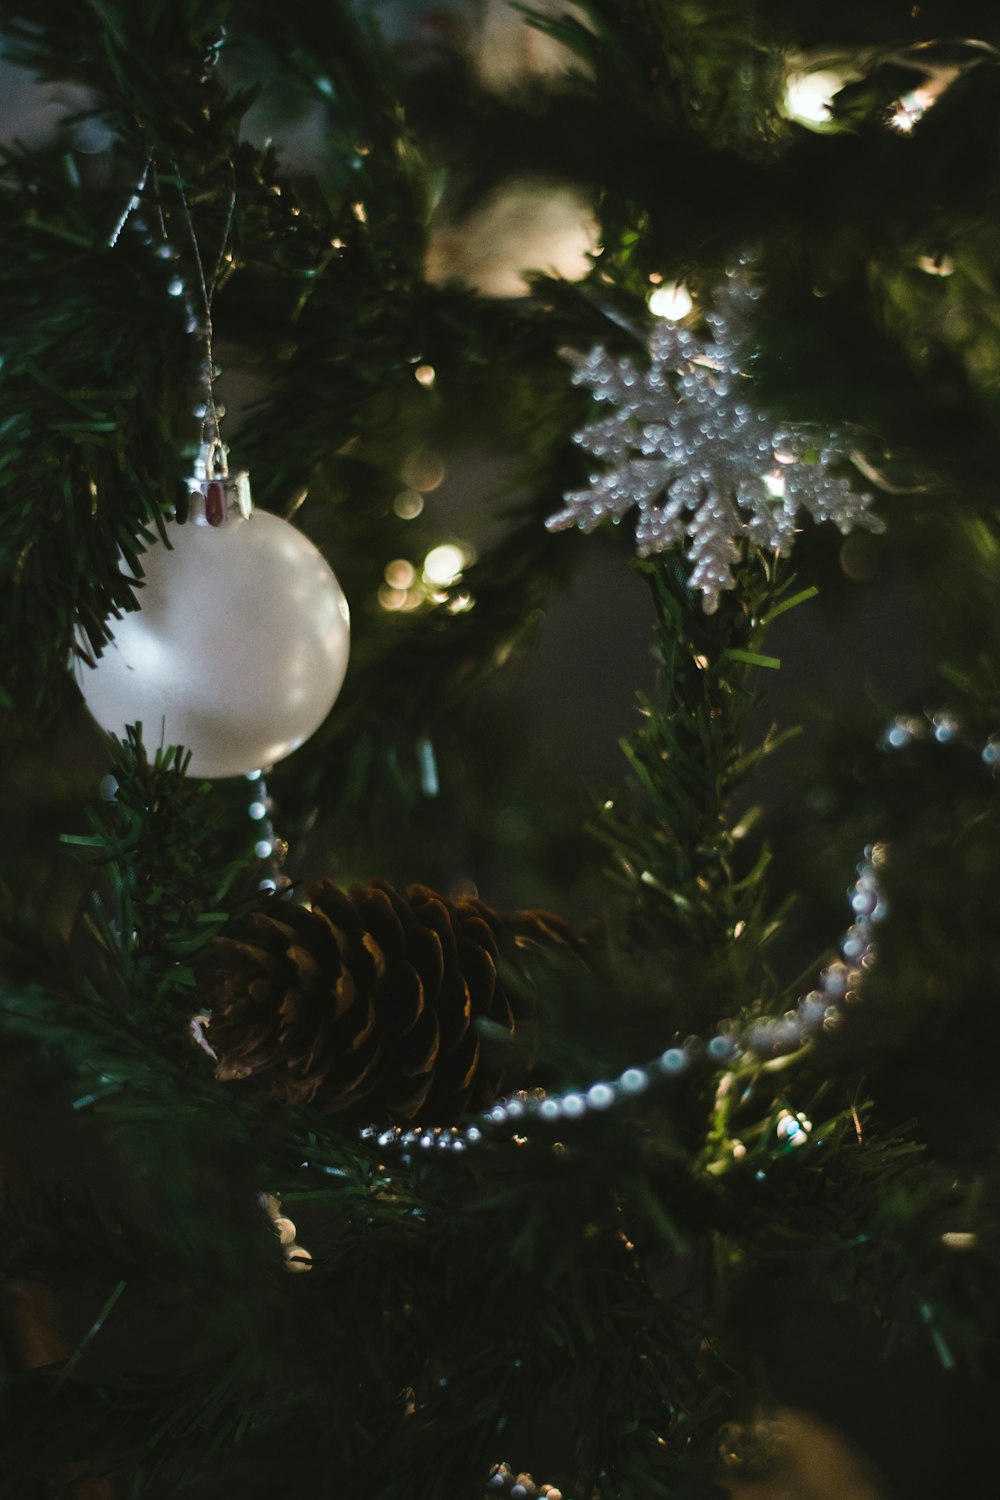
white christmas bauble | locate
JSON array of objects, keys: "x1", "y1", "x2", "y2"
[{"x1": 77, "y1": 508, "x2": 350, "y2": 778}]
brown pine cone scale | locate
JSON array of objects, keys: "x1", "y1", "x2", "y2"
[{"x1": 200, "y1": 878, "x2": 578, "y2": 1125}]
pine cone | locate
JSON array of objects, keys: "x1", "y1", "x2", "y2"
[{"x1": 199, "y1": 878, "x2": 579, "y2": 1124}]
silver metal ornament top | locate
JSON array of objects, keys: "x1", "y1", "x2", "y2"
[{"x1": 179, "y1": 440, "x2": 253, "y2": 527}]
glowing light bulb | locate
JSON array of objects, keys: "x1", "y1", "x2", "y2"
[
  {"x1": 393, "y1": 490, "x2": 424, "y2": 520},
  {"x1": 378, "y1": 585, "x2": 407, "y2": 612},
  {"x1": 423, "y1": 543, "x2": 468, "y2": 587},
  {"x1": 889, "y1": 68, "x2": 958, "y2": 134},
  {"x1": 401, "y1": 451, "x2": 445, "y2": 492},
  {"x1": 384, "y1": 559, "x2": 416, "y2": 589},
  {"x1": 648, "y1": 281, "x2": 693, "y2": 320},
  {"x1": 915, "y1": 254, "x2": 955, "y2": 277},
  {"x1": 782, "y1": 68, "x2": 846, "y2": 126}
]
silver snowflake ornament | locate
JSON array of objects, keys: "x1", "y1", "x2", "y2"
[{"x1": 546, "y1": 270, "x2": 884, "y2": 612}]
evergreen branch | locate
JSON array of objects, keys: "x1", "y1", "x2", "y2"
[{"x1": 594, "y1": 553, "x2": 802, "y2": 999}]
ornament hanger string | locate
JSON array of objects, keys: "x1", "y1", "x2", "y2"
[
  {"x1": 106, "y1": 152, "x2": 237, "y2": 480},
  {"x1": 106, "y1": 153, "x2": 153, "y2": 249},
  {"x1": 172, "y1": 164, "x2": 237, "y2": 479}
]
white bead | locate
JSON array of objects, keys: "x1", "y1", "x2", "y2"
[
  {"x1": 619, "y1": 1067, "x2": 648, "y2": 1094},
  {"x1": 76, "y1": 510, "x2": 350, "y2": 778}
]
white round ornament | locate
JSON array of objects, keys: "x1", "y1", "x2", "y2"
[{"x1": 76, "y1": 452, "x2": 350, "y2": 779}]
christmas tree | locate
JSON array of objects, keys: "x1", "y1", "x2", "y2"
[{"x1": 2, "y1": 2, "x2": 1000, "y2": 1496}]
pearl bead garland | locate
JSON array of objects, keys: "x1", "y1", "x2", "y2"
[{"x1": 355, "y1": 707, "x2": 992, "y2": 1156}]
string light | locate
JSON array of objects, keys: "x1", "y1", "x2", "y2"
[
  {"x1": 781, "y1": 66, "x2": 851, "y2": 127},
  {"x1": 887, "y1": 66, "x2": 961, "y2": 134},
  {"x1": 393, "y1": 490, "x2": 424, "y2": 520},
  {"x1": 889, "y1": 86, "x2": 934, "y2": 133},
  {"x1": 401, "y1": 451, "x2": 446, "y2": 492},
  {"x1": 384, "y1": 559, "x2": 416, "y2": 590},
  {"x1": 422, "y1": 542, "x2": 469, "y2": 587},
  {"x1": 648, "y1": 281, "x2": 693, "y2": 320}
]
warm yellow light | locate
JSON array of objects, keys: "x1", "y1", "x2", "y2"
[
  {"x1": 423, "y1": 543, "x2": 467, "y2": 587},
  {"x1": 915, "y1": 254, "x2": 955, "y2": 277},
  {"x1": 941, "y1": 1231, "x2": 977, "y2": 1251},
  {"x1": 889, "y1": 70, "x2": 957, "y2": 134},
  {"x1": 649, "y1": 281, "x2": 693, "y2": 320},
  {"x1": 378, "y1": 584, "x2": 407, "y2": 611},
  {"x1": 782, "y1": 68, "x2": 846, "y2": 126},
  {"x1": 393, "y1": 490, "x2": 424, "y2": 520},
  {"x1": 414, "y1": 364, "x2": 436, "y2": 387},
  {"x1": 401, "y1": 451, "x2": 446, "y2": 492},
  {"x1": 384, "y1": 559, "x2": 416, "y2": 589}
]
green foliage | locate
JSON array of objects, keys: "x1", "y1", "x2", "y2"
[{"x1": 4, "y1": 1, "x2": 1000, "y2": 1497}]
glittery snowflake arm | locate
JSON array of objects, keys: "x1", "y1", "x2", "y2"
[{"x1": 547, "y1": 271, "x2": 884, "y2": 612}]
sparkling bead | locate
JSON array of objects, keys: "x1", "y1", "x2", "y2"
[
  {"x1": 841, "y1": 927, "x2": 868, "y2": 961},
  {"x1": 776, "y1": 1113, "x2": 810, "y2": 1148},
  {"x1": 851, "y1": 886, "x2": 878, "y2": 917},
  {"x1": 707, "y1": 1034, "x2": 735, "y2": 1061},
  {"x1": 821, "y1": 963, "x2": 849, "y2": 997},
  {"x1": 659, "y1": 1047, "x2": 687, "y2": 1074},
  {"x1": 798, "y1": 994, "x2": 825, "y2": 1030}
]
